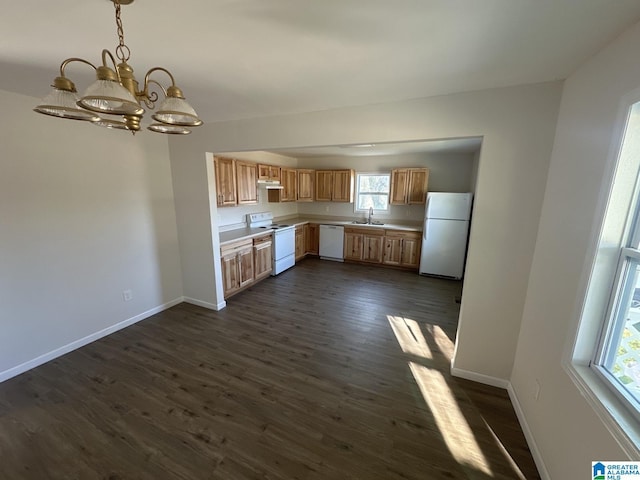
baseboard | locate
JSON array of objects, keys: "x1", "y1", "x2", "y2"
[
  {"x1": 0, "y1": 297, "x2": 183, "y2": 384},
  {"x1": 450, "y1": 366, "x2": 510, "y2": 389},
  {"x1": 183, "y1": 296, "x2": 226, "y2": 311},
  {"x1": 507, "y1": 383, "x2": 551, "y2": 480},
  {"x1": 450, "y1": 367, "x2": 550, "y2": 478}
]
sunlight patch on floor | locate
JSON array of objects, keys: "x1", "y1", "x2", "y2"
[
  {"x1": 387, "y1": 315, "x2": 433, "y2": 359},
  {"x1": 483, "y1": 418, "x2": 527, "y2": 480},
  {"x1": 425, "y1": 324, "x2": 454, "y2": 362},
  {"x1": 409, "y1": 361, "x2": 493, "y2": 477}
]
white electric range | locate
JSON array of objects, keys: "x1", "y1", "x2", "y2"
[{"x1": 248, "y1": 212, "x2": 296, "y2": 275}]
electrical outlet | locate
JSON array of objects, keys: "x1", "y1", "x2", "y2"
[
  {"x1": 122, "y1": 289, "x2": 133, "y2": 302},
  {"x1": 534, "y1": 379, "x2": 541, "y2": 401},
  {"x1": 325, "y1": 206, "x2": 330, "y2": 212}
]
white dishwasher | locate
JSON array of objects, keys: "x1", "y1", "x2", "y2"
[{"x1": 319, "y1": 225, "x2": 344, "y2": 262}]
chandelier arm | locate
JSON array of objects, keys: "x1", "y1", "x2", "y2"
[
  {"x1": 141, "y1": 67, "x2": 177, "y2": 99},
  {"x1": 59, "y1": 58, "x2": 97, "y2": 77},
  {"x1": 101, "y1": 49, "x2": 121, "y2": 80}
]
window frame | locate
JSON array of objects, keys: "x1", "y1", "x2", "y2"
[
  {"x1": 563, "y1": 90, "x2": 640, "y2": 457},
  {"x1": 353, "y1": 172, "x2": 391, "y2": 213}
]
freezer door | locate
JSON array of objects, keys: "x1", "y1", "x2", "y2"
[
  {"x1": 425, "y1": 192, "x2": 472, "y2": 220},
  {"x1": 419, "y1": 219, "x2": 469, "y2": 279}
]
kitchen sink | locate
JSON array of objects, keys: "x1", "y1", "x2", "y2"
[{"x1": 351, "y1": 220, "x2": 384, "y2": 226}]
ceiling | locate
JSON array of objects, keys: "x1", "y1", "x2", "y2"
[{"x1": 2, "y1": 1, "x2": 640, "y2": 129}]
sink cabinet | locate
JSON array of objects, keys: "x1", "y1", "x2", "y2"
[{"x1": 344, "y1": 227, "x2": 384, "y2": 263}]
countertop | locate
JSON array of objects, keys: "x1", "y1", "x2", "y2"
[
  {"x1": 219, "y1": 216, "x2": 422, "y2": 246},
  {"x1": 280, "y1": 216, "x2": 422, "y2": 232}
]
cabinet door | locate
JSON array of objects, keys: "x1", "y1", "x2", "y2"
[
  {"x1": 258, "y1": 164, "x2": 272, "y2": 181},
  {"x1": 237, "y1": 246, "x2": 254, "y2": 288},
  {"x1": 407, "y1": 169, "x2": 429, "y2": 205},
  {"x1": 297, "y1": 170, "x2": 315, "y2": 202},
  {"x1": 389, "y1": 169, "x2": 409, "y2": 205},
  {"x1": 332, "y1": 170, "x2": 354, "y2": 202},
  {"x1": 282, "y1": 168, "x2": 298, "y2": 202},
  {"x1": 383, "y1": 236, "x2": 403, "y2": 265},
  {"x1": 236, "y1": 161, "x2": 258, "y2": 205},
  {"x1": 305, "y1": 223, "x2": 319, "y2": 255},
  {"x1": 295, "y1": 226, "x2": 305, "y2": 261},
  {"x1": 221, "y1": 252, "x2": 240, "y2": 297},
  {"x1": 315, "y1": 171, "x2": 333, "y2": 201},
  {"x1": 362, "y1": 234, "x2": 384, "y2": 263},
  {"x1": 253, "y1": 238, "x2": 273, "y2": 280},
  {"x1": 401, "y1": 236, "x2": 421, "y2": 268},
  {"x1": 214, "y1": 156, "x2": 237, "y2": 207},
  {"x1": 344, "y1": 231, "x2": 364, "y2": 260},
  {"x1": 269, "y1": 166, "x2": 281, "y2": 182}
]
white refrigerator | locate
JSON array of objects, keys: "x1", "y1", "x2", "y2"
[{"x1": 419, "y1": 192, "x2": 473, "y2": 279}]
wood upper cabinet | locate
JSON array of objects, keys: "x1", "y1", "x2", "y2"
[
  {"x1": 295, "y1": 225, "x2": 305, "y2": 261},
  {"x1": 214, "y1": 156, "x2": 237, "y2": 207},
  {"x1": 253, "y1": 234, "x2": 273, "y2": 281},
  {"x1": 332, "y1": 169, "x2": 354, "y2": 203},
  {"x1": 258, "y1": 164, "x2": 281, "y2": 182},
  {"x1": 315, "y1": 170, "x2": 333, "y2": 201},
  {"x1": 390, "y1": 168, "x2": 429, "y2": 205},
  {"x1": 304, "y1": 223, "x2": 319, "y2": 255},
  {"x1": 235, "y1": 160, "x2": 258, "y2": 205},
  {"x1": 383, "y1": 230, "x2": 422, "y2": 269},
  {"x1": 344, "y1": 227, "x2": 384, "y2": 263},
  {"x1": 297, "y1": 169, "x2": 315, "y2": 202},
  {"x1": 315, "y1": 169, "x2": 354, "y2": 202},
  {"x1": 390, "y1": 168, "x2": 409, "y2": 205},
  {"x1": 268, "y1": 168, "x2": 297, "y2": 203},
  {"x1": 221, "y1": 239, "x2": 254, "y2": 298}
]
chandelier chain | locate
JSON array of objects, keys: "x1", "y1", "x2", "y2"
[{"x1": 113, "y1": 0, "x2": 131, "y2": 63}]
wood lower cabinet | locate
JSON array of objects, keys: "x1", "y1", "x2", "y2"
[
  {"x1": 295, "y1": 225, "x2": 305, "y2": 261},
  {"x1": 344, "y1": 228, "x2": 384, "y2": 263},
  {"x1": 253, "y1": 234, "x2": 273, "y2": 281},
  {"x1": 305, "y1": 223, "x2": 319, "y2": 255},
  {"x1": 344, "y1": 228, "x2": 364, "y2": 261},
  {"x1": 236, "y1": 160, "x2": 258, "y2": 205},
  {"x1": 297, "y1": 169, "x2": 315, "y2": 202},
  {"x1": 221, "y1": 239, "x2": 254, "y2": 298},
  {"x1": 214, "y1": 156, "x2": 237, "y2": 207},
  {"x1": 383, "y1": 230, "x2": 422, "y2": 269},
  {"x1": 362, "y1": 232, "x2": 385, "y2": 263}
]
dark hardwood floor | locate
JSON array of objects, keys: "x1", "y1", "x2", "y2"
[{"x1": 0, "y1": 258, "x2": 540, "y2": 479}]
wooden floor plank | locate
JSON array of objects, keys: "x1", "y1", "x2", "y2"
[{"x1": 0, "y1": 258, "x2": 539, "y2": 479}]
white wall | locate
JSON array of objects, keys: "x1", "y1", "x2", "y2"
[
  {"x1": 169, "y1": 81, "x2": 563, "y2": 383},
  {"x1": 511, "y1": 22, "x2": 640, "y2": 477},
  {"x1": 296, "y1": 151, "x2": 475, "y2": 221},
  {"x1": 0, "y1": 90, "x2": 183, "y2": 379}
]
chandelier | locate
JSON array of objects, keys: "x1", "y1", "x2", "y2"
[{"x1": 33, "y1": 0, "x2": 202, "y2": 135}]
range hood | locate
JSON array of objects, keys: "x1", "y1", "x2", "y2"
[{"x1": 257, "y1": 179, "x2": 284, "y2": 190}]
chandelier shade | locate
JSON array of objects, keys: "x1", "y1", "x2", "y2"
[
  {"x1": 33, "y1": 0, "x2": 202, "y2": 135},
  {"x1": 147, "y1": 123, "x2": 192, "y2": 135},
  {"x1": 34, "y1": 87, "x2": 101, "y2": 122},
  {"x1": 152, "y1": 96, "x2": 203, "y2": 126}
]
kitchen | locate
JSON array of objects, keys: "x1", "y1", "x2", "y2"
[{"x1": 214, "y1": 143, "x2": 479, "y2": 301}]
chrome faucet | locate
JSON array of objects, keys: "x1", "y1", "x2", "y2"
[{"x1": 368, "y1": 206, "x2": 373, "y2": 224}]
